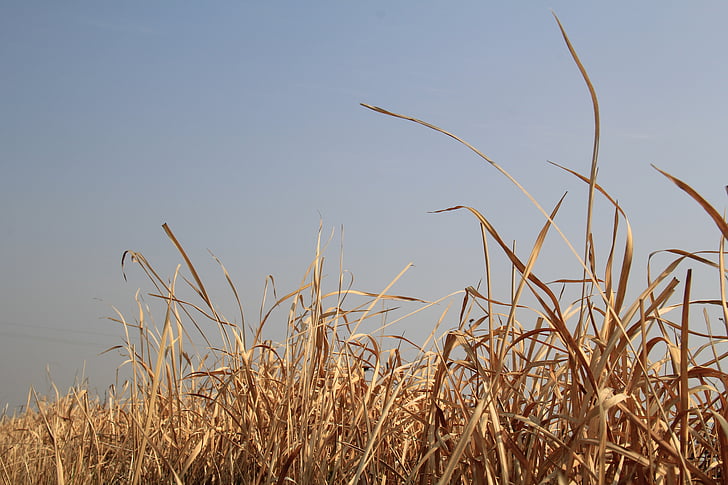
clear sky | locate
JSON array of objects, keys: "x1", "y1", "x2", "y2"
[{"x1": 2, "y1": 2, "x2": 727, "y2": 410}]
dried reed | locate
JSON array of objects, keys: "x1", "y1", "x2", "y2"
[{"x1": 1, "y1": 14, "x2": 727, "y2": 485}]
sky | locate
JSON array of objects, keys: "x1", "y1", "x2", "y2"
[{"x1": 2, "y1": 2, "x2": 727, "y2": 411}]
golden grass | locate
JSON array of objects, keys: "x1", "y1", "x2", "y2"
[{"x1": 2, "y1": 15, "x2": 728, "y2": 484}]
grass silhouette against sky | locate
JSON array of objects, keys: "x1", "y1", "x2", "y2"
[{"x1": 2, "y1": 2, "x2": 727, "y2": 410}]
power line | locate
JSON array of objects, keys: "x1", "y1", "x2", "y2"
[
  {"x1": 0, "y1": 329, "x2": 111, "y2": 349},
  {"x1": 0, "y1": 319, "x2": 119, "y2": 340}
]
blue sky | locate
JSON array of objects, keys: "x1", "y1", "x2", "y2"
[{"x1": 2, "y1": 2, "x2": 727, "y2": 410}]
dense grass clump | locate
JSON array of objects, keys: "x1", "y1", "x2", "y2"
[{"x1": 2, "y1": 16, "x2": 728, "y2": 485}]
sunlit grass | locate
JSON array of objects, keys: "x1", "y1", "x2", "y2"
[{"x1": 1, "y1": 15, "x2": 727, "y2": 485}]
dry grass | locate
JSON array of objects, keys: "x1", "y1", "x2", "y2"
[{"x1": 2, "y1": 15, "x2": 728, "y2": 485}]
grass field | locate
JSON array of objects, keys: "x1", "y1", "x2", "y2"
[{"x1": 1, "y1": 18, "x2": 727, "y2": 484}]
